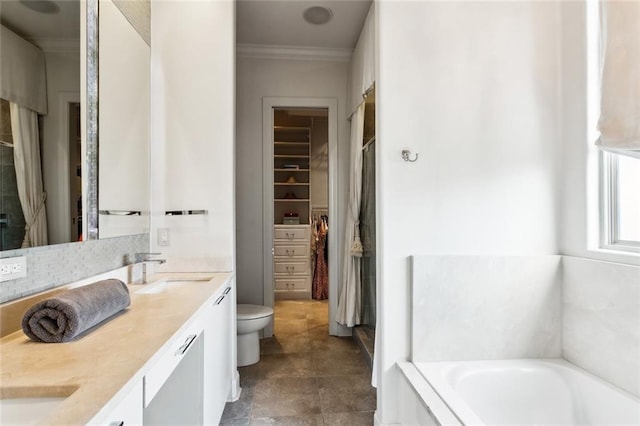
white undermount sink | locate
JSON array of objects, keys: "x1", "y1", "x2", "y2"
[
  {"x1": 0, "y1": 397, "x2": 66, "y2": 425},
  {"x1": 134, "y1": 278, "x2": 212, "y2": 294}
]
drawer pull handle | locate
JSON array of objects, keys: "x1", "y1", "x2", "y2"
[
  {"x1": 286, "y1": 266, "x2": 295, "y2": 274},
  {"x1": 285, "y1": 233, "x2": 294, "y2": 240},
  {"x1": 223, "y1": 286, "x2": 231, "y2": 295},
  {"x1": 286, "y1": 249, "x2": 295, "y2": 257},
  {"x1": 175, "y1": 334, "x2": 197, "y2": 356},
  {"x1": 215, "y1": 295, "x2": 225, "y2": 305}
]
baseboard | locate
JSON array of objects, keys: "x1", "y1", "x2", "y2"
[
  {"x1": 227, "y1": 370, "x2": 241, "y2": 402},
  {"x1": 374, "y1": 410, "x2": 399, "y2": 426}
]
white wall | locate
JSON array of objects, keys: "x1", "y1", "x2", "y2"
[
  {"x1": 376, "y1": 2, "x2": 561, "y2": 422},
  {"x1": 235, "y1": 56, "x2": 350, "y2": 305},
  {"x1": 41, "y1": 49, "x2": 80, "y2": 245},
  {"x1": 150, "y1": 0, "x2": 235, "y2": 269}
]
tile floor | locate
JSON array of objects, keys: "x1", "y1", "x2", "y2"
[{"x1": 221, "y1": 300, "x2": 376, "y2": 425}]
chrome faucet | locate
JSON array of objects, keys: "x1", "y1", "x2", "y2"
[{"x1": 134, "y1": 252, "x2": 166, "y2": 284}]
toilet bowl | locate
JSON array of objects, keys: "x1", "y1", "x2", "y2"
[{"x1": 236, "y1": 304, "x2": 274, "y2": 367}]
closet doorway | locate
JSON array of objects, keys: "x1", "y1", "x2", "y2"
[{"x1": 262, "y1": 97, "x2": 341, "y2": 337}]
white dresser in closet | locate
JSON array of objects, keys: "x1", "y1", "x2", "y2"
[{"x1": 273, "y1": 224, "x2": 311, "y2": 299}]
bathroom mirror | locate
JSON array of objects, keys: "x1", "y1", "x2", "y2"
[
  {"x1": 97, "y1": 0, "x2": 150, "y2": 239},
  {"x1": 0, "y1": 0, "x2": 150, "y2": 250}
]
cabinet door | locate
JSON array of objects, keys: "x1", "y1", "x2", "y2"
[
  {"x1": 101, "y1": 380, "x2": 143, "y2": 426},
  {"x1": 203, "y1": 285, "x2": 233, "y2": 425},
  {"x1": 144, "y1": 333, "x2": 204, "y2": 425}
]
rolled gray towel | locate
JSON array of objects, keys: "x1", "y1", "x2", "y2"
[{"x1": 22, "y1": 279, "x2": 131, "y2": 343}]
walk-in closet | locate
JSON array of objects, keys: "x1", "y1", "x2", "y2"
[{"x1": 271, "y1": 108, "x2": 329, "y2": 301}]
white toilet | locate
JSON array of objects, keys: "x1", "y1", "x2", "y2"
[{"x1": 236, "y1": 304, "x2": 274, "y2": 367}]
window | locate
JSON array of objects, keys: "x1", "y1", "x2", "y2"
[
  {"x1": 590, "y1": 0, "x2": 640, "y2": 253},
  {"x1": 601, "y1": 152, "x2": 640, "y2": 252}
]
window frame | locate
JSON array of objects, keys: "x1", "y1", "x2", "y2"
[{"x1": 599, "y1": 151, "x2": 640, "y2": 253}]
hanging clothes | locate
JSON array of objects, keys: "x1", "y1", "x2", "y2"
[{"x1": 312, "y1": 216, "x2": 329, "y2": 300}]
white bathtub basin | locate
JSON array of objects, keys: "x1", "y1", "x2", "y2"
[
  {"x1": 0, "y1": 397, "x2": 66, "y2": 425},
  {"x1": 415, "y1": 359, "x2": 640, "y2": 425}
]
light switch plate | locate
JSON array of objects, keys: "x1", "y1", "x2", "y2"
[
  {"x1": 158, "y1": 228, "x2": 170, "y2": 247},
  {"x1": 0, "y1": 256, "x2": 27, "y2": 282}
]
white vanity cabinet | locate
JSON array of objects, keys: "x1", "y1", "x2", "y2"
[
  {"x1": 142, "y1": 281, "x2": 233, "y2": 426},
  {"x1": 203, "y1": 284, "x2": 233, "y2": 424},
  {"x1": 143, "y1": 313, "x2": 205, "y2": 425},
  {"x1": 95, "y1": 380, "x2": 143, "y2": 426}
]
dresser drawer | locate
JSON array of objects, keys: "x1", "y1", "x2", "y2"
[
  {"x1": 275, "y1": 277, "x2": 310, "y2": 291},
  {"x1": 274, "y1": 260, "x2": 309, "y2": 275},
  {"x1": 274, "y1": 226, "x2": 309, "y2": 241},
  {"x1": 274, "y1": 245, "x2": 307, "y2": 258}
]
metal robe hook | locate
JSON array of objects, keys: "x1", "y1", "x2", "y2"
[{"x1": 402, "y1": 149, "x2": 419, "y2": 162}]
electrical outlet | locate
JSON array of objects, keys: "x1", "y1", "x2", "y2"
[
  {"x1": 0, "y1": 256, "x2": 27, "y2": 282},
  {"x1": 158, "y1": 228, "x2": 170, "y2": 247}
]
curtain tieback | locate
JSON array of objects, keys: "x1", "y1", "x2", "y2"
[
  {"x1": 22, "y1": 192, "x2": 47, "y2": 248},
  {"x1": 351, "y1": 225, "x2": 363, "y2": 257}
]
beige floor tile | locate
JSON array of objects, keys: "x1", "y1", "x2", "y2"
[
  {"x1": 250, "y1": 415, "x2": 324, "y2": 425},
  {"x1": 227, "y1": 300, "x2": 376, "y2": 424},
  {"x1": 323, "y1": 411, "x2": 375, "y2": 425},
  {"x1": 221, "y1": 418, "x2": 251, "y2": 426},
  {"x1": 313, "y1": 350, "x2": 370, "y2": 376},
  {"x1": 261, "y1": 334, "x2": 313, "y2": 355},
  {"x1": 306, "y1": 314, "x2": 328, "y2": 328},
  {"x1": 274, "y1": 311, "x2": 308, "y2": 321},
  {"x1": 309, "y1": 333, "x2": 360, "y2": 353},
  {"x1": 273, "y1": 319, "x2": 309, "y2": 337},
  {"x1": 319, "y1": 391, "x2": 377, "y2": 415},
  {"x1": 251, "y1": 395, "x2": 322, "y2": 418},
  {"x1": 318, "y1": 375, "x2": 376, "y2": 413},
  {"x1": 254, "y1": 353, "x2": 316, "y2": 379},
  {"x1": 253, "y1": 377, "x2": 318, "y2": 400},
  {"x1": 317, "y1": 374, "x2": 375, "y2": 395},
  {"x1": 221, "y1": 386, "x2": 254, "y2": 421}
]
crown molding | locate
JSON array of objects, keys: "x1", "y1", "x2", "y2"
[
  {"x1": 237, "y1": 44, "x2": 352, "y2": 62},
  {"x1": 28, "y1": 38, "x2": 80, "y2": 53}
]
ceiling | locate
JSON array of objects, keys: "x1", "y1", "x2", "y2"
[
  {"x1": 236, "y1": 0, "x2": 372, "y2": 49},
  {"x1": 0, "y1": 0, "x2": 79, "y2": 41},
  {"x1": 1, "y1": 0, "x2": 372, "y2": 50}
]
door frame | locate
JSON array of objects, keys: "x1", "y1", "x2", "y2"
[
  {"x1": 262, "y1": 96, "x2": 342, "y2": 337},
  {"x1": 58, "y1": 92, "x2": 81, "y2": 243}
]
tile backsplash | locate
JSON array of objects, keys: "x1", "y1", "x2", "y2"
[
  {"x1": 411, "y1": 255, "x2": 563, "y2": 361},
  {"x1": 0, "y1": 233, "x2": 149, "y2": 303},
  {"x1": 562, "y1": 256, "x2": 640, "y2": 397}
]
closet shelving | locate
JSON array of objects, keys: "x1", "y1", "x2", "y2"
[
  {"x1": 273, "y1": 125, "x2": 311, "y2": 223},
  {"x1": 272, "y1": 124, "x2": 312, "y2": 299}
]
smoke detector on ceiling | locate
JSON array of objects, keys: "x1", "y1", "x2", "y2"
[{"x1": 303, "y1": 6, "x2": 333, "y2": 25}]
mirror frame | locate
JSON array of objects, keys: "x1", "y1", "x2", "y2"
[{"x1": 86, "y1": 0, "x2": 99, "y2": 240}]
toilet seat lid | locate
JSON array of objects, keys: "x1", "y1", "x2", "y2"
[{"x1": 237, "y1": 304, "x2": 274, "y2": 320}]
